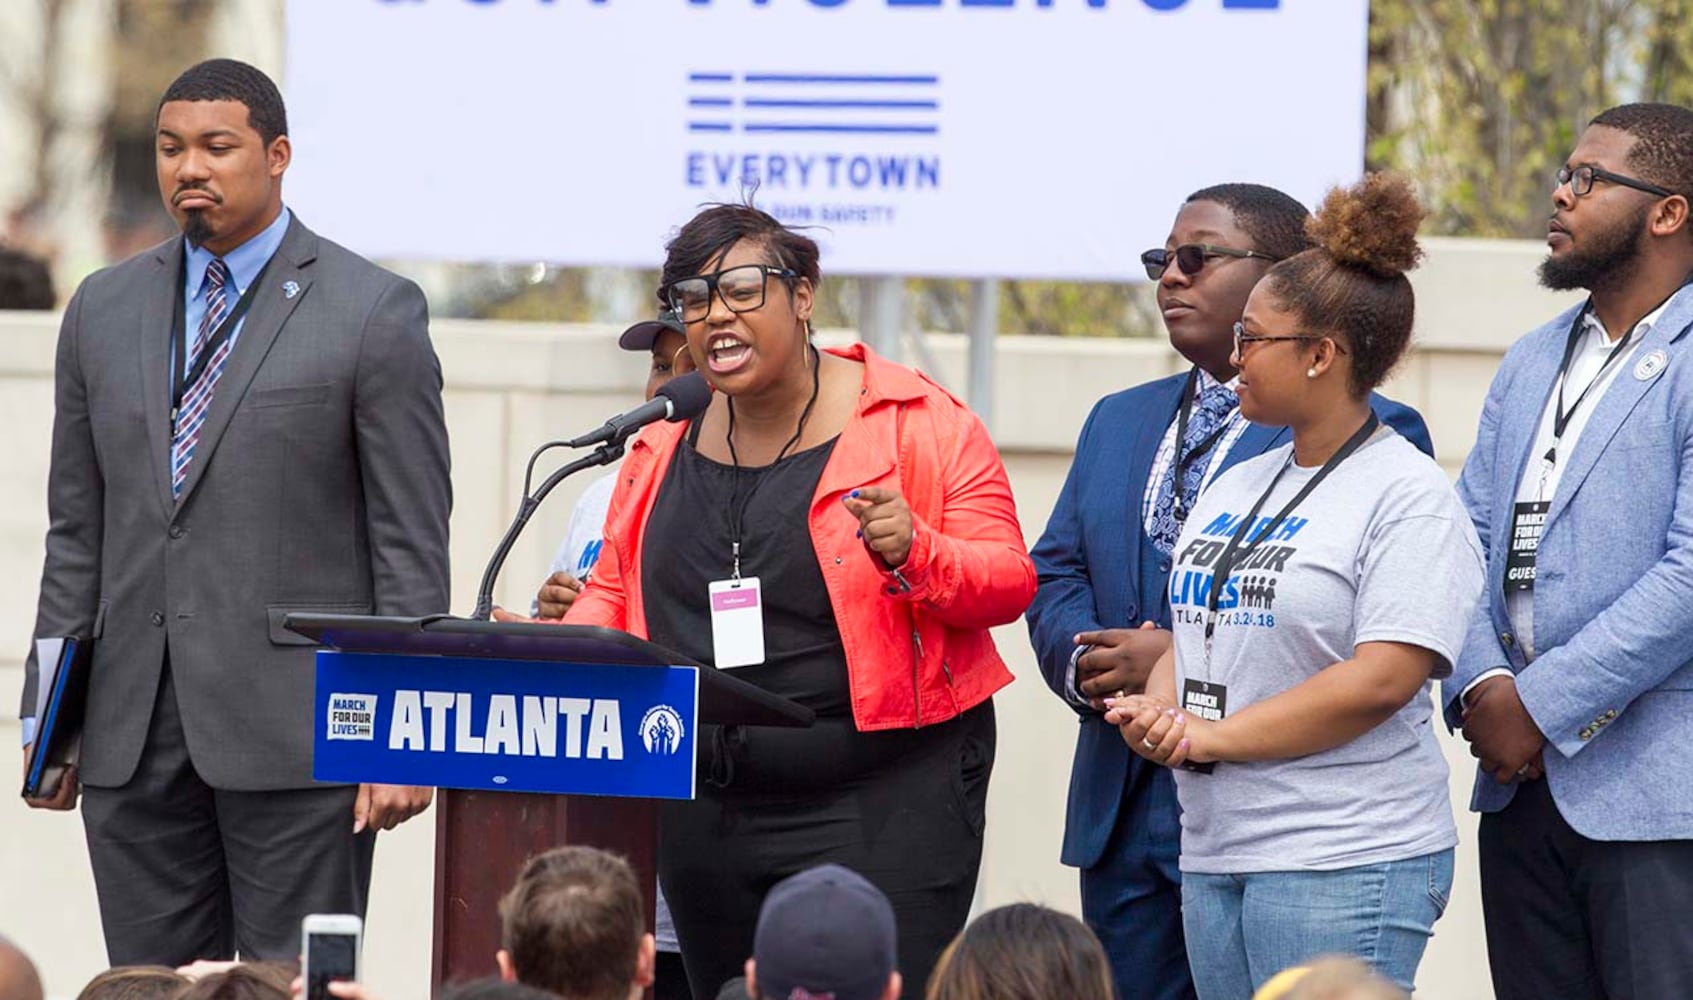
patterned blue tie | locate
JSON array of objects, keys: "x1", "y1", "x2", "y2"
[
  {"x1": 171, "y1": 258, "x2": 234, "y2": 498},
  {"x1": 1148, "y1": 378, "x2": 1238, "y2": 554}
]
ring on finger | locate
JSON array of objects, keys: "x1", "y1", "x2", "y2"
[{"x1": 1141, "y1": 738, "x2": 1158, "y2": 749}]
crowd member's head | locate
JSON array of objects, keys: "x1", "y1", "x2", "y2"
[
  {"x1": 1251, "y1": 956, "x2": 1409, "y2": 1000},
  {"x1": 155, "y1": 58, "x2": 290, "y2": 254},
  {"x1": 924, "y1": 903, "x2": 1112, "y2": 1000},
  {"x1": 1144, "y1": 183, "x2": 1313, "y2": 380},
  {"x1": 0, "y1": 935, "x2": 43, "y2": 1000},
  {"x1": 745, "y1": 864, "x2": 899, "y2": 1000},
  {"x1": 1541, "y1": 102, "x2": 1693, "y2": 295},
  {"x1": 441, "y1": 978, "x2": 561, "y2": 1000},
  {"x1": 76, "y1": 966, "x2": 189, "y2": 1000},
  {"x1": 497, "y1": 846, "x2": 655, "y2": 1000},
  {"x1": 1235, "y1": 172, "x2": 1425, "y2": 425},
  {"x1": 618, "y1": 307, "x2": 696, "y2": 401},
  {"x1": 174, "y1": 964, "x2": 291, "y2": 1000},
  {"x1": 658, "y1": 203, "x2": 819, "y2": 400},
  {"x1": 0, "y1": 245, "x2": 54, "y2": 309}
]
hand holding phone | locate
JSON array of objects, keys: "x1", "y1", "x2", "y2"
[{"x1": 302, "y1": 914, "x2": 362, "y2": 1000}]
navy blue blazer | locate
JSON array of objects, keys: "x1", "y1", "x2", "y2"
[{"x1": 1027, "y1": 372, "x2": 1434, "y2": 868}]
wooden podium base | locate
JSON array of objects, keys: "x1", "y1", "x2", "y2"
[{"x1": 431, "y1": 788, "x2": 658, "y2": 990}]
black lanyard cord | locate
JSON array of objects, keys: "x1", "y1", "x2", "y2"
[
  {"x1": 1169, "y1": 366, "x2": 1234, "y2": 517},
  {"x1": 1203, "y1": 412, "x2": 1381, "y2": 641},
  {"x1": 724, "y1": 344, "x2": 822, "y2": 578},
  {"x1": 170, "y1": 256, "x2": 274, "y2": 421}
]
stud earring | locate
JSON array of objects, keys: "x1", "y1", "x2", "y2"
[{"x1": 1306, "y1": 368, "x2": 1317, "y2": 378}]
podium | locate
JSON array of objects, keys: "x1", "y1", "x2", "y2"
[{"x1": 285, "y1": 614, "x2": 814, "y2": 992}]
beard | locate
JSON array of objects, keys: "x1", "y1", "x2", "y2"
[
  {"x1": 1539, "y1": 201, "x2": 1650, "y2": 293},
  {"x1": 181, "y1": 209, "x2": 214, "y2": 248}
]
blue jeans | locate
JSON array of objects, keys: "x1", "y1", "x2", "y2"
[{"x1": 1179, "y1": 850, "x2": 1453, "y2": 998}]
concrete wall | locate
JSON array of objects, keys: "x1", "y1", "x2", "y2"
[{"x1": 0, "y1": 237, "x2": 1580, "y2": 1000}]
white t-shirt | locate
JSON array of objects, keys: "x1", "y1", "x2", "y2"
[
  {"x1": 547, "y1": 470, "x2": 619, "y2": 581},
  {"x1": 1168, "y1": 429, "x2": 1484, "y2": 874}
]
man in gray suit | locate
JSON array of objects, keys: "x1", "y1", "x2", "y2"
[
  {"x1": 1449, "y1": 102, "x2": 1693, "y2": 998},
  {"x1": 20, "y1": 59, "x2": 451, "y2": 965}
]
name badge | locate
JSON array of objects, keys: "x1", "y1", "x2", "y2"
[
  {"x1": 1505, "y1": 501, "x2": 1548, "y2": 592},
  {"x1": 1180, "y1": 679, "x2": 1226, "y2": 775},
  {"x1": 708, "y1": 577, "x2": 765, "y2": 669}
]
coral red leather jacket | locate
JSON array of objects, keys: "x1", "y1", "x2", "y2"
[{"x1": 567, "y1": 343, "x2": 1035, "y2": 730}]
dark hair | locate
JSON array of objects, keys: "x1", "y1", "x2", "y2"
[
  {"x1": 0, "y1": 245, "x2": 55, "y2": 309},
  {"x1": 158, "y1": 59, "x2": 289, "y2": 147},
  {"x1": 1186, "y1": 183, "x2": 1314, "y2": 261},
  {"x1": 1261, "y1": 172, "x2": 1425, "y2": 397},
  {"x1": 659, "y1": 203, "x2": 820, "y2": 304},
  {"x1": 1591, "y1": 102, "x2": 1693, "y2": 201},
  {"x1": 76, "y1": 966, "x2": 189, "y2": 1000},
  {"x1": 172, "y1": 965, "x2": 292, "y2": 1000},
  {"x1": 440, "y1": 978, "x2": 563, "y2": 1000},
  {"x1": 925, "y1": 904, "x2": 1114, "y2": 1000},
  {"x1": 499, "y1": 846, "x2": 645, "y2": 1000}
]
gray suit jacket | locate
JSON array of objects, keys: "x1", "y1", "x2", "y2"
[
  {"x1": 1445, "y1": 291, "x2": 1693, "y2": 840},
  {"x1": 23, "y1": 214, "x2": 452, "y2": 790}
]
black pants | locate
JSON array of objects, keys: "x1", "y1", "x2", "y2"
[
  {"x1": 1479, "y1": 777, "x2": 1693, "y2": 1000},
  {"x1": 81, "y1": 658, "x2": 375, "y2": 965},
  {"x1": 661, "y1": 702, "x2": 995, "y2": 1000}
]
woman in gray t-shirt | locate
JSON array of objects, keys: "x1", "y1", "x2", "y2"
[{"x1": 1106, "y1": 173, "x2": 1484, "y2": 999}]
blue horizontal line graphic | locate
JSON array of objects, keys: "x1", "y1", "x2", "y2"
[
  {"x1": 744, "y1": 99, "x2": 937, "y2": 110},
  {"x1": 743, "y1": 74, "x2": 939, "y2": 85},
  {"x1": 689, "y1": 73, "x2": 734, "y2": 83},
  {"x1": 742, "y1": 124, "x2": 939, "y2": 135},
  {"x1": 689, "y1": 122, "x2": 733, "y2": 133},
  {"x1": 689, "y1": 97, "x2": 734, "y2": 107}
]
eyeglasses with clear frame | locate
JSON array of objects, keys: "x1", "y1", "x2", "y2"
[
  {"x1": 1140, "y1": 243, "x2": 1280, "y2": 281},
  {"x1": 1232, "y1": 321, "x2": 1344, "y2": 358},
  {"x1": 662, "y1": 264, "x2": 798, "y2": 325},
  {"x1": 1555, "y1": 163, "x2": 1675, "y2": 200}
]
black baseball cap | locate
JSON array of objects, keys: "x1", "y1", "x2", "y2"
[
  {"x1": 753, "y1": 865, "x2": 897, "y2": 1000},
  {"x1": 618, "y1": 308, "x2": 686, "y2": 352}
]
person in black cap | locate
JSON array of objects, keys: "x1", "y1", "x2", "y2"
[
  {"x1": 530, "y1": 308, "x2": 695, "y2": 620},
  {"x1": 736, "y1": 864, "x2": 901, "y2": 1000}
]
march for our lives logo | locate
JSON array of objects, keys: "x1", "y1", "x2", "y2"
[
  {"x1": 1168, "y1": 511, "x2": 1309, "y2": 629},
  {"x1": 685, "y1": 69, "x2": 940, "y2": 229}
]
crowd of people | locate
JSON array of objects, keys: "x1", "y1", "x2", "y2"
[{"x1": 16, "y1": 54, "x2": 1693, "y2": 1000}]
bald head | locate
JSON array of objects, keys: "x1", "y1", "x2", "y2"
[{"x1": 0, "y1": 935, "x2": 43, "y2": 1000}]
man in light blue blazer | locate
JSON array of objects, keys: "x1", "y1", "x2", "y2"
[
  {"x1": 1028, "y1": 184, "x2": 1432, "y2": 1000},
  {"x1": 1448, "y1": 103, "x2": 1693, "y2": 999}
]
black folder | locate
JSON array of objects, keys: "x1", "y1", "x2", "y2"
[{"x1": 22, "y1": 635, "x2": 92, "y2": 800}]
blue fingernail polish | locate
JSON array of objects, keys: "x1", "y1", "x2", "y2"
[
  {"x1": 850, "y1": 489, "x2": 860, "y2": 498},
  {"x1": 855, "y1": 529, "x2": 863, "y2": 538}
]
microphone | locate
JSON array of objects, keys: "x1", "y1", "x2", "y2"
[
  {"x1": 468, "y1": 371, "x2": 714, "y2": 621},
  {"x1": 566, "y1": 372, "x2": 713, "y2": 448}
]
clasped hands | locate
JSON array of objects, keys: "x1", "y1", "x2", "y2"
[
  {"x1": 1460, "y1": 674, "x2": 1547, "y2": 785},
  {"x1": 1104, "y1": 694, "x2": 1217, "y2": 768}
]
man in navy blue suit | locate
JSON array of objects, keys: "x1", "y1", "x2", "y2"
[{"x1": 1026, "y1": 184, "x2": 1434, "y2": 1000}]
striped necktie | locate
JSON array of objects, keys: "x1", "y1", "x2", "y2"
[{"x1": 171, "y1": 257, "x2": 234, "y2": 498}]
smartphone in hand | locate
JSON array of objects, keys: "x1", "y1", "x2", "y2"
[{"x1": 302, "y1": 913, "x2": 362, "y2": 1000}]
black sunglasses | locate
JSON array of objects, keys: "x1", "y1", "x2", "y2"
[
  {"x1": 1141, "y1": 243, "x2": 1279, "y2": 281},
  {"x1": 1556, "y1": 164, "x2": 1676, "y2": 200}
]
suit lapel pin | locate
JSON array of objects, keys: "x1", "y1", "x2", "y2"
[
  {"x1": 1634, "y1": 349, "x2": 1666, "y2": 381},
  {"x1": 283, "y1": 280, "x2": 300, "y2": 300}
]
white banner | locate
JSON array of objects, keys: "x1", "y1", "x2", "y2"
[{"x1": 284, "y1": 1, "x2": 1368, "y2": 280}]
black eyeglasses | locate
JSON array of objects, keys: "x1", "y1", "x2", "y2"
[
  {"x1": 1232, "y1": 321, "x2": 1344, "y2": 358},
  {"x1": 1140, "y1": 243, "x2": 1279, "y2": 281},
  {"x1": 661, "y1": 264, "x2": 798, "y2": 324},
  {"x1": 1555, "y1": 164, "x2": 1675, "y2": 200}
]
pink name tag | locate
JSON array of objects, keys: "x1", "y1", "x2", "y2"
[
  {"x1": 710, "y1": 588, "x2": 761, "y2": 613},
  {"x1": 707, "y1": 578, "x2": 765, "y2": 669}
]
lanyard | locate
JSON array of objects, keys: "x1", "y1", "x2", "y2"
[
  {"x1": 1202, "y1": 412, "x2": 1380, "y2": 660},
  {"x1": 1169, "y1": 366, "x2": 1234, "y2": 519},
  {"x1": 170, "y1": 256, "x2": 273, "y2": 422},
  {"x1": 1542, "y1": 302, "x2": 1627, "y2": 477},
  {"x1": 723, "y1": 346, "x2": 821, "y2": 580}
]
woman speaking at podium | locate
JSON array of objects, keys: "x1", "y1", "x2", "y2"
[{"x1": 566, "y1": 203, "x2": 1036, "y2": 1000}]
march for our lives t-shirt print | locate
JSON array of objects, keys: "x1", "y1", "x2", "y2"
[{"x1": 1168, "y1": 510, "x2": 1311, "y2": 633}]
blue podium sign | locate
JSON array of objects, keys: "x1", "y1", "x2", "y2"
[{"x1": 313, "y1": 651, "x2": 698, "y2": 800}]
